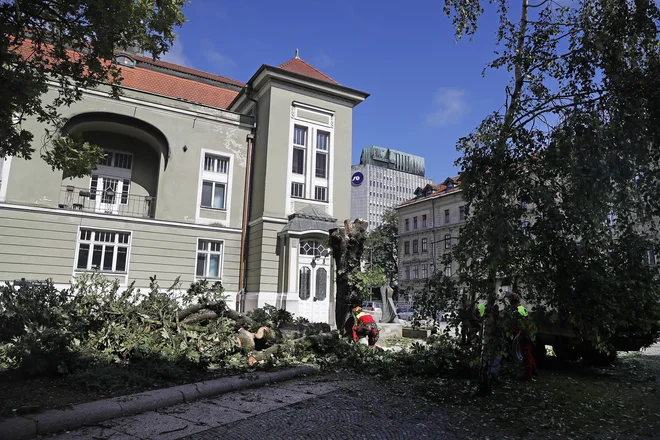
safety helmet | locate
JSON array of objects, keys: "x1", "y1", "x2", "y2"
[
  {"x1": 506, "y1": 292, "x2": 520, "y2": 304},
  {"x1": 353, "y1": 306, "x2": 362, "y2": 314}
]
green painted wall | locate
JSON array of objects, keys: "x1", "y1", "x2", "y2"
[
  {"x1": 0, "y1": 207, "x2": 241, "y2": 290},
  {"x1": 4, "y1": 87, "x2": 252, "y2": 229}
]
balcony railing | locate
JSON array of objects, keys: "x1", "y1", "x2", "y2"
[{"x1": 58, "y1": 185, "x2": 156, "y2": 218}]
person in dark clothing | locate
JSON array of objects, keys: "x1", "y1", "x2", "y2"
[{"x1": 506, "y1": 292, "x2": 538, "y2": 381}]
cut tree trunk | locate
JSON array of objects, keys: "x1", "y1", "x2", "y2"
[
  {"x1": 278, "y1": 322, "x2": 331, "y2": 339},
  {"x1": 237, "y1": 328, "x2": 256, "y2": 352},
  {"x1": 329, "y1": 219, "x2": 369, "y2": 338},
  {"x1": 247, "y1": 332, "x2": 338, "y2": 366}
]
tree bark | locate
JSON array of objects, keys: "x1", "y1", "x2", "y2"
[
  {"x1": 330, "y1": 219, "x2": 369, "y2": 338},
  {"x1": 247, "y1": 332, "x2": 338, "y2": 366},
  {"x1": 237, "y1": 328, "x2": 256, "y2": 352}
]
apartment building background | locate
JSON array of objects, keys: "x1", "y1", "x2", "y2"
[
  {"x1": 0, "y1": 47, "x2": 368, "y2": 325},
  {"x1": 351, "y1": 146, "x2": 432, "y2": 230},
  {"x1": 395, "y1": 177, "x2": 466, "y2": 293}
]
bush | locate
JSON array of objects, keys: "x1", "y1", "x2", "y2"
[{"x1": 0, "y1": 273, "x2": 232, "y2": 376}]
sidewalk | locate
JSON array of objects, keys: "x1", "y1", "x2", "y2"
[
  {"x1": 40, "y1": 373, "x2": 462, "y2": 440},
  {"x1": 0, "y1": 366, "x2": 319, "y2": 440}
]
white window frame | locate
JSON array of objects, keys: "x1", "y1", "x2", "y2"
[
  {"x1": 196, "y1": 149, "x2": 234, "y2": 226},
  {"x1": 72, "y1": 227, "x2": 132, "y2": 284},
  {"x1": 89, "y1": 149, "x2": 133, "y2": 210},
  {"x1": 195, "y1": 238, "x2": 224, "y2": 280},
  {"x1": 0, "y1": 156, "x2": 12, "y2": 202},
  {"x1": 286, "y1": 104, "x2": 334, "y2": 214}
]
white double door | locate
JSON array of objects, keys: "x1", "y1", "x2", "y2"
[
  {"x1": 90, "y1": 165, "x2": 131, "y2": 214},
  {"x1": 297, "y1": 254, "x2": 330, "y2": 323}
]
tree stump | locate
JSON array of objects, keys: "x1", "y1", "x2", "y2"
[{"x1": 330, "y1": 219, "x2": 369, "y2": 337}]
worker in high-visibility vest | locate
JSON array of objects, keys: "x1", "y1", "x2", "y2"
[
  {"x1": 352, "y1": 306, "x2": 379, "y2": 347},
  {"x1": 506, "y1": 292, "x2": 538, "y2": 381}
]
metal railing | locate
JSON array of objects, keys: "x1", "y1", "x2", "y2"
[{"x1": 58, "y1": 185, "x2": 156, "y2": 218}]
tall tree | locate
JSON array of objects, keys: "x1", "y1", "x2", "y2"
[
  {"x1": 1, "y1": 0, "x2": 187, "y2": 177},
  {"x1": 363, "y1": 209, "x2": 399, "y2": 292},
  {"x1": 445, "y1": 0, "x2": 660, "y2": 395}
]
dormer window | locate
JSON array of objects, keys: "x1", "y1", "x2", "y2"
[{"x1": 115, "y1": 55, "x2": 136, "y2": 68}]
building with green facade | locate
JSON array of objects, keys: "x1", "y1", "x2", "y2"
[{"x1": 0, "y1": 50, "x2": 368, "y2": 324}]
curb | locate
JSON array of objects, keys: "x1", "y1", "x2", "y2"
[{"x1": 0, "y1": 365, "x2": 320, "y2": 440}]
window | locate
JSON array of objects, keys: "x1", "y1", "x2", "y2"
[
  {"x1": 199, "y1": 152, "x2": 230, "y2": 213},
  {"x1": 99, "y1": 151, "x2": 132, "y2": 169},
  {"x1": 413, "y1": 217, "x2": 418, "y2": 230},
  {"x1": 316, "y1": 268, "x2": 328, "y2": 301},
  {"x1": 405, "y1": 219, "x2": 410, "y2": 231},
  {"x1": 292, "y1": 148, "x2": 305, "y2": 174},
  {"x1": 292, "y1": 126, "x2": 307, "y2": 175},
  {"x1": 412, "y1": 265, "x2": 419, "y2": 279},
  {"x1": 291, "y1": 182, "x2": 305, "y2": 198},
  {"x1": 290, "y1": 107, "x2": 333, "y2": 201},
  {"x1": 445, "y1": 234, "x2": 451, "y2": 249},
  {"x1": 201, "y1": 182, "x2": 226, "y2": 209},
  {"x1": 404, "y1": 266, "x2": 410, "y2": 280},
  {"x1": 196, "y1": 240, "x2": 223, "y2": 278},
  {"x1": 422, "y1": 238, "x2": 428, "y2": 252},
  {"x1": 315, "y1": 131, "x2": 329, "y2": 178},
  {"x1": 76, "y1": 229, "x2": 130, "y2": 273},
  {"x1": 204, "y1": 155, "x2": 228, "y2": 174},
  {"x1": 413, "y1": 239, "x2": 418, "y2": 254},
  {"x1": 314, "y1": 186, "x2": 328, "y2": 202},
  {"x1": 90, "y1": 150, "x2": 133, "y2": 205},
  {"x1": 445, "y1": 209, "x2": 450, "y2": 223},
  {"x1": 459, "y1": 206, "x2": 465, "y2": 220},
  {"x1": 422, "y1": 264, "x2": 428, "y2": 279},
  {"x1": 422, "y1": 215, "x2": 427, "y2": 228},
  {"x1": 300, "y1": 240, "x2": 328, "y2": 257},
  {"x1": 299, "y1": 267, "x2": 311, "y2": 300},
  {"x1": 445, "y1": 265, "x2": 452, "y2": 277},
  {"x1": 404, "y1": 241, "x2": 410, "y2": 255}
]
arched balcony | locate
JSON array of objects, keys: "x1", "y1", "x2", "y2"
[{"x1": 57, "y1": 112, "x2": 169, "y2": 219}]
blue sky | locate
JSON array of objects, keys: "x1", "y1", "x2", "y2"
[{"x1": 163, "y1": 0, "x2": 513, "y2": 183}]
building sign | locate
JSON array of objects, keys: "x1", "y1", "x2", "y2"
[{"x1": 351, "y1": 172, "x2": 364, "y2": 186}]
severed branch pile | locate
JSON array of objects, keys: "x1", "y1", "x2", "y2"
[{"x1": 175, "y1": 301, "x2": 337, "y2": 366}]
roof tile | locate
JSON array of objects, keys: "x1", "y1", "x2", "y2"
[{"x1": 278, "y1": 57, "x2": 338, "y2": 84}]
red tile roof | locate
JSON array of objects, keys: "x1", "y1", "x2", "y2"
[
  {"x1": 130, "y1": 54, "x2": 245, "y2": 87},
  {"x1": 12, "y1": 39, "x2": 341, "y2": 110},
  {"x1": 120, "y1": 66, "x2": 239, "y2": 109},
  {"x1": 278, "y1": 57, "x2": 338, "y2": 84},
  {"x1": 399, "y1": 176, "x2": 462, "y2": 207}
]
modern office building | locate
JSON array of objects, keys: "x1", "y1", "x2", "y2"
[
  {"x1": 350, "y1": 146, "x2": 432, "y2": 230},
  {"x1": 0, "y1": 44, "x2": 369, "y2": 324}
]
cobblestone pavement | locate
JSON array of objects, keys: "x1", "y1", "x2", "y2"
[
  {"x1": 42, "y1": 343, "x2": 660, "y2": 440},
  {"x1": 180, "y1": 384, "x2": 459, "y2": 440},
  {"x1": 42, "y1": 373, "x2": 464, "y2": 440}
]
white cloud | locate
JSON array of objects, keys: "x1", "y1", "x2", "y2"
[
  {"x1": 202, "y1": 41, "x2": 236, "y2": 72},
  {"x1": 161, "y1": 39, "x2": 190, "y2": 66},
  {"x1": 425, "y1": 88, "x2": 469, "y2": 127}
]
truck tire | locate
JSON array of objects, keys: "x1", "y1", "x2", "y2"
[{"x1": 583, "y1": 349, "x2": 617, "y2": 367}]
